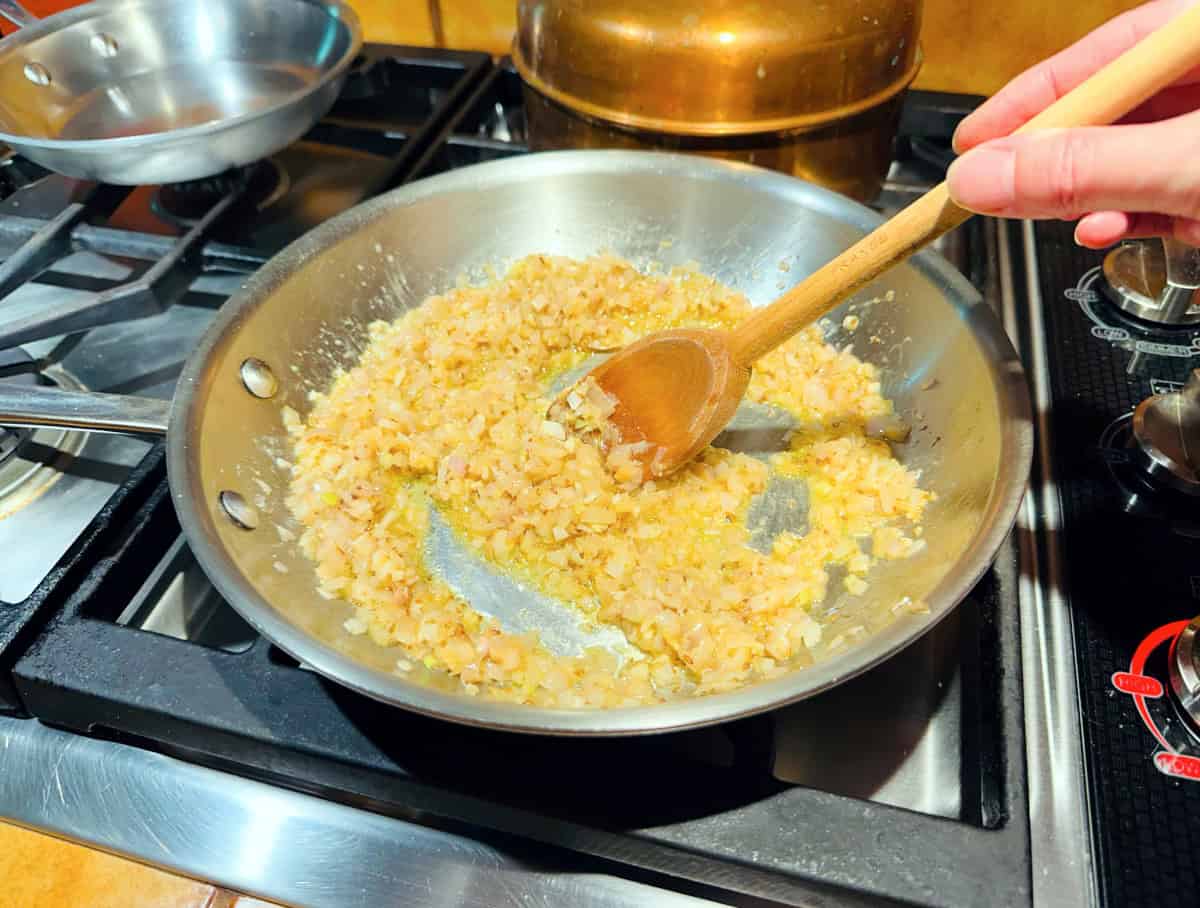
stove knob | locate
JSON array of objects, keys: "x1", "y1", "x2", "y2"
[
  {"x1": 1103, "y1": 237, "x2": 1200, "y2": 325},
  {"x1": 1133, "y1": 368, "x2": 1200, "y2": 496},
  {"x1": 1171, "y1": 617, "x2": 1200, "y2": 733}
]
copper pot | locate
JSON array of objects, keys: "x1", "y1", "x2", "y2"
[{"x1": 513, "y1": 0, "x2": 922, "y2": 202}]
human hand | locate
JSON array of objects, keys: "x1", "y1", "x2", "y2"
[{"x1": 947, "y1": 0, "x2": 1200, "y2": 248}]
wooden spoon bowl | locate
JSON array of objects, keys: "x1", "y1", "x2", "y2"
[{"x1": 586, "y1": 328, "x2": 750, "y2": 477}]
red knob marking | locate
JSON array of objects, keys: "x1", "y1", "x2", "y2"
[
  {"x1": 1112, "y1": 671, "x2": 1164, "y2": 698},
  {"x1": 1155, "y1": 752, "x2": 1200, "y2": 780},
  {"x1": 1127, "y1": 620, "x2": 1191, "y2": 754}
]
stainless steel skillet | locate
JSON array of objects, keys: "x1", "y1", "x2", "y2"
[
  {"x1": 0, "y1": 151, "x2": 1033, "y2": 735},
  {"x1": 0, "y1": 0, "x2": 361, "y2": 184}
]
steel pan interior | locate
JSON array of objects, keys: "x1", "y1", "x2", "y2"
[{"x1": 170, "y1": 151, "x2": 1032, "y2": 735}]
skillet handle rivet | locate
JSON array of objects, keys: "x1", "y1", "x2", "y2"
[
  {"x1": 23, "y1": 62, "x2": 51, "y2": 86},
  {"x1": 240, "y1": 357, "x2": 278, "y2": 399},
  {"x1": 90, "y1": 33, "x2": 119, "y2": 58},
  {"x1": 219, "y1": 490, "x2": 259, "y2": 530}
]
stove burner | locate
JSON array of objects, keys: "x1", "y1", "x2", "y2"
[
  {"x1": 152, "y1": 159, "x2": 289, "y2": 226},
  {"x1": 0, "y1": 349, "x2": 37, "y2": 469}
]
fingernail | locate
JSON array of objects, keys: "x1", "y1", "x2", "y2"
[
  {"x1": 947, "y1": 145, "x2": 1016, "y2": 214},
  {"x1": 950, "y1": 117, "x2": 975, "y2": 155},
  {"x1": 1073, "y1": 221, "x2": 1108, "y2": 250},
  {"x1": 1074, "y1": 210, "x2": 1128, "y2": 249}
]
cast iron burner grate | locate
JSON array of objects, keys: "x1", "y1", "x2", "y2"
[
  {"x1": 152, "y1": 160, "x2": 290, "y2": 227},
  {"x1": 0, "y1": 447, "x2": 165, "y2": 713}
]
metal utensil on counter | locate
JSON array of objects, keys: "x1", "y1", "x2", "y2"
[{"x1": 0, "y1": 0, "x2": 361, "y2": 184}]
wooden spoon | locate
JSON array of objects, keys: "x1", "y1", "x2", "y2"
[{"x1": 564, "y1": 1, "x2": 1200, "y2": 480}]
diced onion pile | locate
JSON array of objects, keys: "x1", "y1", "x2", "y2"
[{"x1": 285, "y1": 254, "x2": 930, "y2": 707}]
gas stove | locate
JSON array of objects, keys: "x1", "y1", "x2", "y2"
[{"x1": 0, "y1": 47, "x2": 1196, "y2": 908}]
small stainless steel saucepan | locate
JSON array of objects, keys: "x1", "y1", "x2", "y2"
[
  {"x1": 0, "y1": 153, "x2": 1032, "y2": 735},
  {"x1": 0, "y1": 0, "x2": 361, "y2": 184}
]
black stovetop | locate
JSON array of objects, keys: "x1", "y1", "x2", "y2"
[{"x1": 2, "y1": 43, "x2": 1197, "y2": 908}]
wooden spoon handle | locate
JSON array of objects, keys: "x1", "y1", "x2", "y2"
[{"x1": 727, "y1": 0, "x2": 1200, "y2": 366}]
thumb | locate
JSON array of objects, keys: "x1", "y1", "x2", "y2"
[{"x1": 946, "y1": 114, "x2": 1200, "y2": 220}]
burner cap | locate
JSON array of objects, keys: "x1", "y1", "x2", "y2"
[
  {"x1": 153, "y1": 159, "x2": 289, "y2": 225},
  {"x1": 1133, "y1": 368, "x2": 1200, "y2": 496}
]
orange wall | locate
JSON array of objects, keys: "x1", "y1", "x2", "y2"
[
  {"x1": 342, "y1": 0, "x2": 437, "y2": 45},
  {"x1": 1, "y1": 0, "x2": 1148, "y2": 95},
  {"x1": 344, "y1": 0, "x2": 514, "y2": 51},
  {"x1": 348, "y1": 0, "x2": 1146, "y2": 97},
  {"x1": 916, "y1": 0, "x2": 1145, "y2": 95}
]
